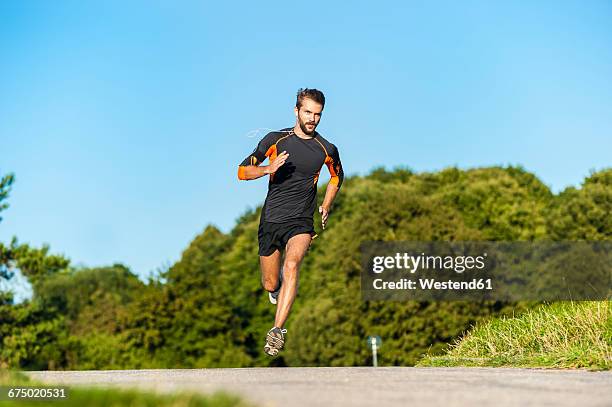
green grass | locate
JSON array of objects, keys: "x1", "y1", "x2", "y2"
[
  {"x1": 0, "y1": 369, "x2": 252, "y2": 406},
  {"x1": 418, "y1": 301, "x2": 611, "y2": 370}
]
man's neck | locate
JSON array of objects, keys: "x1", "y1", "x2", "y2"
[{"x1": 292, "y1": 124, "x2": 315, "y2": 139}]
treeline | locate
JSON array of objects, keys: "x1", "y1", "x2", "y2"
[{"x1": 0, "y1": 166, "x2": 610, "y2": 369}]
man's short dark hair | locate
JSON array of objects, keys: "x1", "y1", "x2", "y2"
[{"x1": 296, "y1": 88, "x2": 325, "y2": 109}]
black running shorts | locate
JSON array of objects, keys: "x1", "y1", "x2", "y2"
[{"x1": 258, "y1": 217, "x2": 315, "y2": 256}]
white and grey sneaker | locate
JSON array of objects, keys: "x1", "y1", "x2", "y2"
[
  {"x1": 269, "y1": 289, "x2": 280, "y2": 305},
  {"x1": 264, "y1": 326, "x2": 288, "y2": 356},
  {"x1": 268, "y1": 266, "x2": 284, "y2": 305}
]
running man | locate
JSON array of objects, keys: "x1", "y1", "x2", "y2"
[{"x1": 237, "y1": 88, "x2": 344, "y2": 356}]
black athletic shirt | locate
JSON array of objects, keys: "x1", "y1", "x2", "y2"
[{"x1": 238, "y1": 128, "x2": 344, "y2": 223}]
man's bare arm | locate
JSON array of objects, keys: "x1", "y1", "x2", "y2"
[
  {"x1": 319, "y1": 183, "x2": 340, "y2": 229},
  {"x1": 319, "y1": 145, "x2": 344, "y2": 230},
  {"x1": 321, "y1": 183, "x2": 339, "y2": 212},
  {"x1": 238, "y1": 165, "x2": 271, "y2": 180}
]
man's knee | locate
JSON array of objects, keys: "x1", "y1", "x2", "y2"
[
  {"x1": 261, "y1": 277, "x2": 279, "y2": 292},
  {"x1": 283, "y1": 260, "x2": 299, "y2": 277}
]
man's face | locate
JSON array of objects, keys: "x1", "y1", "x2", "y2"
[{"x1": 294, "y1": 98, "x2": 323, "y2": 135}]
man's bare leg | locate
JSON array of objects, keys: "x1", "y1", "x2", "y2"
[
  {"x1": 260, "y1": 249, "x2": 282, "y2": 293},
  {"x1": 274, "y1": 233, "x2": 312, "y2": 328}
]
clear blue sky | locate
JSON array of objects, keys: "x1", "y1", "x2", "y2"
[{"x1": 1, "y1": 1, "x2": 611, "y2": 289}]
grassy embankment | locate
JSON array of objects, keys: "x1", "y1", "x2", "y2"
[
  {"x1": 418, "y1": 301, "x2": 611, "y2": 370},
  {"x1": 0, "y1": 369, "x2": 251, "y2": 407}
]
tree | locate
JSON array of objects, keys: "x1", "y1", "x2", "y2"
[{"x1": 0, "y1": 172, "x2": 15, "y2": 224}]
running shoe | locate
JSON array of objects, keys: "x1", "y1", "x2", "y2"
[{"x1": 264, "y1": 327, "x2": 287, "y2": 356}]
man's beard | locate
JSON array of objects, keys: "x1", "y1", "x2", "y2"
[{"x1": 299, "y1": 118, "x2": 316, "y2": 135}]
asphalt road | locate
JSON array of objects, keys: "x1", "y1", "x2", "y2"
[{"x1": 25, "y1": 367, "x2": 611, "y2": 407}]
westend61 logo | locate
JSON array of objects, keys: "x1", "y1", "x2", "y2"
[{"x1": 361, "y1": 241, "x2": 611, "y2": 301}]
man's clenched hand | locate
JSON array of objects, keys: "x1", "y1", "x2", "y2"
[
  {"x1": 265, "y1": 151, "x2": 289, "y2": 174},
  {"x1": 319, "y1": 205, "x2": 329, "y2": 230}
]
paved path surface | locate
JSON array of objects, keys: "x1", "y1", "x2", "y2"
[{"x1": 25, "y1": 367, "x2": 611, "y2": 407}]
